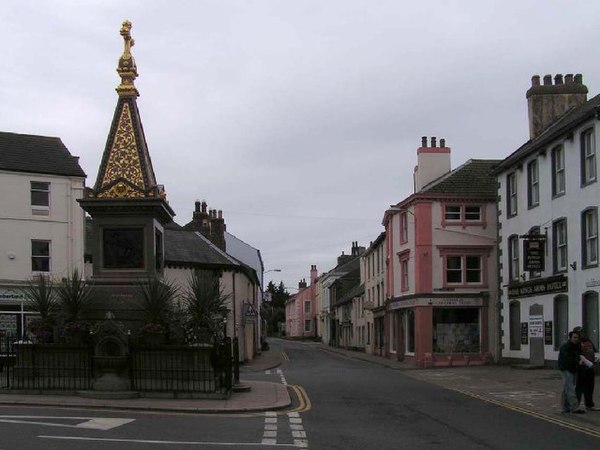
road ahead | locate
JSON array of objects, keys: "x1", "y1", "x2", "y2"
[{"x1": 0, "y1": 339, "x2": 597, "y2": 449}]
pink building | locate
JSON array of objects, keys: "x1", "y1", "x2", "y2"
[
  {"x1": 382, "y1": 137, "x2": 500, "y2": 367},
  {"x1": 285, "y1": 265, "x2": 318, "y2": 339}
]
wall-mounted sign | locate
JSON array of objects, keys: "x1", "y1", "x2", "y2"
[
  {"x1": 521, "y1": 322, "x2": 529, "y2": 344},
  {"x1": 508, "y1": 275, "x2": 568, "y2": 299},
  {"x1": 544, "y1": 321, "x2": 553, "y2": 345},
  {"x1": 523, "y1": 239, "x2": 545, "y2": 272},
  {"x1": 586, "y1": 278, "x2": 600, "y2": 288},
  {"x1": 529, "y1": 315, "x2": 544, "y2": 338}
]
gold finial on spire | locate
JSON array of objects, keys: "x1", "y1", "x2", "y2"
[{"x1": 116, "y1": 20, "x2": 139, "y2": 97}]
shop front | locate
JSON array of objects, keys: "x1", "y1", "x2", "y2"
[
  {"x1": 0, "y1": 286, "x2": 32, "y2": 341},
  {"x1": 387, "y1": 295, "x2": 492, "y2": 367}
]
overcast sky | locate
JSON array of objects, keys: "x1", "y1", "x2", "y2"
[{"x1": 3, "y1": 1, "x2": 600, "y2": 291}]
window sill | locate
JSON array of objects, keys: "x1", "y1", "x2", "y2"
[
  {"x1": 581, "y1": 179, "x2": 597, "y2": 188},
  {"x1": 31, "y1": 208, "x2": 50, "y2": 216}
]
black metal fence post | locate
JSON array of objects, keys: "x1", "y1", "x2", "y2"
[{"x1": 233, "y1": 337, "x2": 240, "y2": 384}]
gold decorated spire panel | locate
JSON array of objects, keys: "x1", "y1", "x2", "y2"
[{"x1": 97, "y1": 103, "x2": 146, "y2": 198}]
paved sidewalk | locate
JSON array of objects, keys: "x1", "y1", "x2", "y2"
[{"x1": 0, "y1": 348, "x2": 288, "y2": 414}]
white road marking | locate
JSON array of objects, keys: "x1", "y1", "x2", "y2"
[
  {"x1": 39, "y1": 435, "x2": 300, "y2": 447},
  {"x1": 0, "y1": 416, "x2": 133, "y2": 430}
]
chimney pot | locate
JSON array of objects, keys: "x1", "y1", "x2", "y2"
[
  {"x1": 565, "y1": 74, "x2": 574, "y2": 84},
  {"x1": 440, "y1": 138, "x2": 446, "y2": 147},
  {"x1": 421, "y1": 136, "x2": 427, "y2": 147},
  {"x1": 531, "y1": 75, "x2": 540, "y2": 87},
  {"x1": 431, "y1": 137, "x2": 437, "y2": 147},
  {"x1": 195, "y1": 200, "x2": 201, "y2": 212},
  {"x1": 575, "y1": 74, "x2": 583, "y2": 84},
  {"x1": 554, "y1": 74, "x2": 564, "y2": 85},
  {"x1": 218, "y1": 210, "x2": 223, "y2": 219},
  {"x1": 543, "y1": 74, "x2": 552, "y2": 85},
  {"x1": 201, "y1": 201, "x2": 207, "y2": 213}
]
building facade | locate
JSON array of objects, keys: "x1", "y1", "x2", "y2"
[
  {"x1": 383, "y1": 137, "x2": 499, "y2": 367},
  {"x1": 285, "y1": 265, "x2": 318, "y2": 339},
  {"x1": 495, "y1": 74, "x2": 600, "y2": 365},
  {"x1": 0, "y1": 132, "x2": 86, "y2": 339},
  {"x1": 360, "y1": 232, "x2": 386, "y2": 354}
]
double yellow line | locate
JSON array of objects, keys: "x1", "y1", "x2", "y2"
[
  {"x1": 288, "y1": 385, "x2": 311, "y2": 414},
  {"x1": 453, "y1": 388, "x2": 600, "y2": 438}
]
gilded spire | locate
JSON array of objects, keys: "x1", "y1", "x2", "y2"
[{"x1": 116, "y1": 20, "x2": 139, "y2": 97}]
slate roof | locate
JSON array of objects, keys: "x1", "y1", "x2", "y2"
[
  {"x1": 494, "y1": 93, "x2": 600, "y2": 173},
  {"x1": 165, "y1": 229, "x2": 239, "y2": 268},
  {"x1": 420, "y1": 159, "x2": 501, "y2": 196},
  {"x1": 0, "y1": 131, "x2": 86, "y2": 177},
  {"x1": 335, "y1": 283, "x2": 365, "y2": 306}
]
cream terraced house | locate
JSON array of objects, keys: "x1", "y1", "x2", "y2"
[
  {"x1": 0, "y1": 132, "x2": 86, "y2": 338},
  {"x1": 495, "y1": 74, "x2": 600, "y2": 365}
]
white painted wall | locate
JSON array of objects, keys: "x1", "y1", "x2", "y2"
[
  {"x1": 0, "y1": 170, "x2": 85, "y2": 282},
  {"x1": 498, "y1": 119, "x2": 600, "y2": 362}
]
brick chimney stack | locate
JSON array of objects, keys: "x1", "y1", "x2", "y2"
[
  {"x1": 183, "y1": 200, "x2": 226, "y2": 252},
  {"x1": 413, "y1": 136, "x2": 451, "y2": 193},
  {"x1": 526, "y1": 73, "x2": 588, "y2": 140},
  {"x1": 298, "y1": 278, "x2": 307, "y2": 289},
  {"x1": 310, "y1": 265, "x2": 318, "y2": 284}
]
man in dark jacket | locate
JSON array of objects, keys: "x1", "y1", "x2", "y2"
[
  {"x1": 558, "y1": 330, "x2": 585, "y2": 413},
  {"x1": 573, "y1": 326, "x2": 598, "y2": 411}
]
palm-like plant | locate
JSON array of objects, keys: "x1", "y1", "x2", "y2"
[
  {"x1": 56, "y1": 269, "x2": 94, "y2": 323},
  {"x1": 21, "y1": 274, "x2": 57, "y2": 341},
  {"x1": 138, "y1": 275, "x2": 179, "y2": 333},
  {"x1": 22, "y1": 274, "x2": 57, "y2": 320},
  {"x1": 183, "y1": 270, "x2": 230, "y2": 342}
]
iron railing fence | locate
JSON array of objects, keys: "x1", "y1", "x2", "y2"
[
  {"x1": 129, "y1": 337, "x2": 232, "y2": 395},
  {"x1": 9, "y1": 342, "x2": 93, "y2": 391},
  {"x1": 0, "y1": 336, "x2": 233, "y2": 395}
]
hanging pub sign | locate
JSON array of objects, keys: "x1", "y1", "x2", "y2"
[{"x1": 522, "y1": 234, "x2": 546, "y2": 272}]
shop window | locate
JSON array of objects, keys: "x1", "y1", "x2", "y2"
[
  {"x1": 509, "y1": 301, "x2": 521, "y2": 350},
  {"x1": 553, "y1": 295, "x2": 569, "y2": 349},
  {"x1": 406, "y1": 310, "x2": 415, "y2": 354},
  {"x1": 432, "y1": 308, "x2": 480, "y2": 353}
]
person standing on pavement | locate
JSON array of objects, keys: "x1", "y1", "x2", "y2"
[
  {"x1": 573, "y1": 326, "x2": 598, "y2": 411},
  {"x1": 558, "y1": 330, "x2": 585, "y2": 414}
]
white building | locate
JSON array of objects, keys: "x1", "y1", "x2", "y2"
[
  {"x1": 0, "y1": 132, "x2": 86, "y2": 338},
  {"x1": 360, "y1": 232, "x2": 386, "y2": 355},
  {"x1": 496, "y1": 74, "x2": 600, "y2": 365}
]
